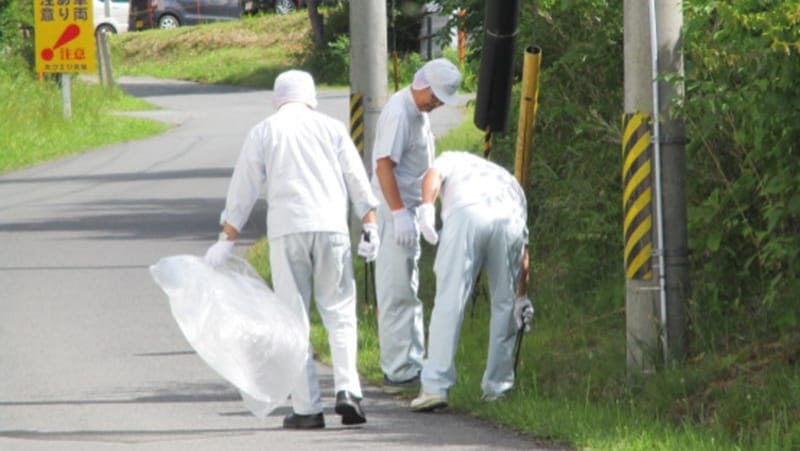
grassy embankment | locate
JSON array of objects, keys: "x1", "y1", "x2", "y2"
[{"x1": 110, "y1": 12, "x2": 310, "y2": 88}]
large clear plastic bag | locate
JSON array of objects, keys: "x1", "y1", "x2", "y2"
[{"x1": 149, "y1": 254, "x2": 309, "y2": 418}]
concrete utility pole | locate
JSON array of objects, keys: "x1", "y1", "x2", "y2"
[
  {"x1": 348, "y1": 0, "x2": 387, "y2": 252},
  {"x1": 623, "y1": 0, "x2": 688, "y2": 374},
  {"x1": 349, "y1": 0, "x2": 388, "y2": 177}
]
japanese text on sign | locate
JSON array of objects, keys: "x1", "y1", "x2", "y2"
[{"x1": 34, "y1": 0, "x2": 96, "y2": 74}]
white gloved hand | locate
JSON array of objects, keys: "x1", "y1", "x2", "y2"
[
  {"x1": 204, "y1": 240, "x2": 234, "y2": 267},
  {"x1": 514, "y1": 296, "x2": 534, "y2": 332},
  {"x1": 391, "y1": 208, "x2": 418, "y2": 247},
  {"x1": 418, "y1": 203, "x2": 438, "y2": 245},
  {"x1": 357, "y1": 223, "x2": 380, "y2": 262}
]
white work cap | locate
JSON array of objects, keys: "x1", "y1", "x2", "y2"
[
  {"x1": 415, "y1": 58, "x2": 461, "y2": 104},
  {"x1": 273, "y1": 70, "x2": 318, "y2": 110}
]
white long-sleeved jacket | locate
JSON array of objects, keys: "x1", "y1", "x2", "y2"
[{"x1": 221, "y1": 103, "x2": 377, "y2": 238}]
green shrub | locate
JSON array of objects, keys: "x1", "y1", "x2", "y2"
[
  {"x1": 0, "y1": 0, "x2": 35, "y2": 73},
  {"x1": 296, "y1": 3, "x2": 350, "y2": 84},
  {"x1": 682, "y1": 0, "x2": 800, "y2": 349}
]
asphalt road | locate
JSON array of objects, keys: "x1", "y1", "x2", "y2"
[{"x1": 0, "y1": 76, "x2": 560, "y2": 450}]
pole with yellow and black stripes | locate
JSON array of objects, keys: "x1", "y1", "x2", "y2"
[
  {"x1": 624, "y1": 0, "x2": 688, "y2": 373},
  {"x1": 622, "y1": 112, "x2": 653, "y2": 282},
  {"x1": 350, "y1": 92, "x2": 365, "y2": 154},
  {"x1": 350, "y1": 91, "x2": 374, "y2": 310}
]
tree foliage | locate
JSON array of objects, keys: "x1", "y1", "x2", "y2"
[
  {"x1": 439, "y1": 0, "x2": 626, "y2": 312},
  {"x1": 682, "y1": 0, "x2": 800, "y2": 347},
  {"x1": 0, "y1": 0, "x2": 35, "y2": 73},
  {"x1": 298, "y1": 0, "x2": 432, "y2": 84},
  {"x1": 438, "y1": 0, "x2": 800, "y2": 354}
]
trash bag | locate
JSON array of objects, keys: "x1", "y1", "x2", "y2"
[{"x1": 149, "y1": 254, "x2": 309, "y2": 419}]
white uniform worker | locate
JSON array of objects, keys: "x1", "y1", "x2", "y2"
[
  {"x1": 410, "y1": 151, "x2": 533, "y2": 412},
  {"x1": 205, "y1": 70, "x2": 379, "y2": 429},
  {"x1": 370, "y1": 58, "x2": 462, "y2": 392}
]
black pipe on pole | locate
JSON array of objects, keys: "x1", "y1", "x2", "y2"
[{"x1": 473, "y1": 0, "x2": 520, "y2": 135}]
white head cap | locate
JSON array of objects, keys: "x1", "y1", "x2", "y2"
[
  {"x1": 413, "y1": 58, "x2": 461, "y2": 104},
  {"x1": 272, "y1": 70, "x2": 318, "y2": 110}
]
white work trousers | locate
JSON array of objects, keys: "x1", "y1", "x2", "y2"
[
  {"x1": 421, "y1": 203, "x2": 526, "y2": 398},
  {"x1": 269, "y1": 232, "x2": 362, "y2": 415},
  {"x1": 375, "y1": 204, "x2": 425, "y2": 381}
]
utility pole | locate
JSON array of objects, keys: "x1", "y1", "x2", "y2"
[
  {"x1": 622, "y1": 0, "x2": 688, "y2": 374},
  {"x1": 349, "y1": 0, "x2": 387, "y2": 251},
  {"x1": 654, "y1": 0, "x2": 689, "y2": 366},
  {"x1": 349, "y1": 0, "x2": 388, "y2": 177}
]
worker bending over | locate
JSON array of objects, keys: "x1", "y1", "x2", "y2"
[{"x1": 410, "y1": 151, "x2": 533, "y2": 411}]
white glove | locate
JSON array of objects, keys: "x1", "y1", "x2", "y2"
[
  {"x1": 204, "y1": 239, "x2": 234, "y2": 267},
  {"x1": 392, "y1": 208, "x2": 418, "y2": 247},
  {"x1": 514, "y1": 296, "x2": 534, "y2": 332},
  {"x1": 357, "y1": 223, "x2": 380, "y2": 262},
  {"x1": 418, "y1": 203, "x2": 438, "y2": 245}
]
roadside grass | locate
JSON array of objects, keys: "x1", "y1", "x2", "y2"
[
  {"x1": 435, "y1": 105, "x2": 483, "y2": 153},
  {"x1": 0, "y1": 72, "x2": 167, "y2": 174}
]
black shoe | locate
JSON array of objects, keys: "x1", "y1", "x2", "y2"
[
  {"x1": 334, "y1": 391, "x2": 366, "y2": 425},
  {"x1": 282, "y1": 412, "x2": 325, "y2": 429}
]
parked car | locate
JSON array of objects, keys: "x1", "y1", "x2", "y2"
[
  {"x1": 248, "y1": 0, "x2": 300, "y2": 15},
  {"x1": 128, "y1": 0, "x2": 257, "y2": 31},
  {"x1": 93, "y1": 0, "x2": 130, "y2": 35},
  {"x1": 246, "y1": 0, "x2": 340, "y2": 16}
]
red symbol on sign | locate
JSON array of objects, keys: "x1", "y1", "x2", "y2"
[{"x1": 41, "y1": 24, "x2": 80, "y2": 61}]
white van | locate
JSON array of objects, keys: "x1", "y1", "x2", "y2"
[{"x1": 94, "y1": 0, "x2": 130, "y2": 35}]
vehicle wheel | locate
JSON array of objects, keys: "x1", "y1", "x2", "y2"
[
  {"x1": 158, "y1": 14, "x2": 180, "y2": 29},
  {"x1": 95, "y1": 24, "x2": 116, "y2": 35},
  {"x1": 275, "y1": 0, "x2": 295, "y2": 15}
]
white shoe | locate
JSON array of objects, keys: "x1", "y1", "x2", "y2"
[{"x1": 410, "y1": 392, "x2": 448, "y2": 412}]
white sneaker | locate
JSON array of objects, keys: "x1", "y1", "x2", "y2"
[{"x1": 410, "y1": 392, "x2": 448, "y2": 412}]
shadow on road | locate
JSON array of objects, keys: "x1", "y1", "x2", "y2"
[{"x1": 117, "y1": 77, "x2": 263, "y2": 98}]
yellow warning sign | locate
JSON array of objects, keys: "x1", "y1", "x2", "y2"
[{"x1": 34, "y1": 0, "x2": 96, "y2": 74}]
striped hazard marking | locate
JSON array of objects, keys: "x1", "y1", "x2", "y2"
[
  {"x1": 622, "y1": 113, "x2": 653, "y2": 280},
  {"x1": 350, "y1": 92, "x2": 364, "y2": 153}
]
